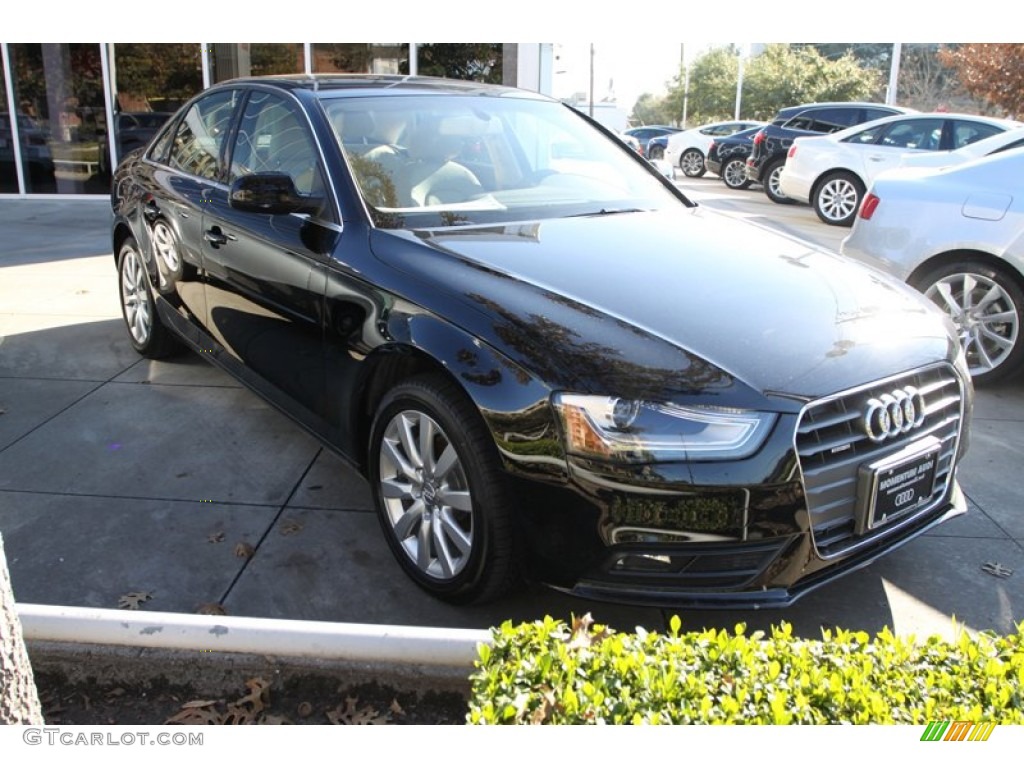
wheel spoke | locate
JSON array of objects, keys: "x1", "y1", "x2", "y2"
[
  {"x1": 418, "y1": 417, "x2": 437, "y2": 474},
  {"x1": 380, "y1": 477, "x2": 414, "y2": 501},
  {"x1": 979, "y1": 326, "x2": 1014, "y2": 350},
  {"x1": 381, "y1": 437, "x2": 417, "y2": 480},
  {"x1": 438, "y1": 487, "x2": 472, "y2": 512},
  {"x1": 393, "y1": 498, "x2": 425, "y2": 540},
  {"x1": 416, "y1": 514, "x2": 433, "y2": 571},
  {"x1": 397, "y1": 414, "x2": 423, "y2": 470},
  {"x1": 932, "y1": 282, "x2": 963, "y2": 315},
  {"x1": 978, "y1": 309, "x2": 1017, "y2": 324},
  {"x1": 433, "y1": 444, "x2": 458, "y2": 484},
  {"x1": 432, "y1": 518, "x2": 456, "y2": 577}
]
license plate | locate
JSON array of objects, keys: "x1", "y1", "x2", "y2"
[{"x1": 856, "y1": 436, "x2": 941, "y2": 533}]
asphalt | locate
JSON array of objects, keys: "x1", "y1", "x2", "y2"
[{"x1": 0, "y1": 196, "x2": 1022, "y2": 677}]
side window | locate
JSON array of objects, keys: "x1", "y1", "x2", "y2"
[
  {"x1": 807, "y1": 108, "x2": 856, "y2": 133},
  {"x1": 952, "y1": 120, "x2": 1003, "y2": 149},
  {"x1": 844, "y1": 124, "x2": 887, "y2": 145},
  {"x1": 230, "y1": 91, "x2": 324, "y2": 198},
  {"x1": 167, "y1": 90, "x2": 240, "y2": 180},
  {"x1": 879, "y1": 118, "x2": 944, "y2": 150},
  {"x1": 148, "y1": 118, "x2": 177, "y2": 165}
]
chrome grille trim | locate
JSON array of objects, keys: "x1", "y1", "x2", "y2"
[{"x1": 794, "y1": 363, "x2": 966, "y2": 559}]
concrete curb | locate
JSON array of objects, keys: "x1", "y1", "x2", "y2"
[{"x1": 18, "y1": 603, "x2": 491, "y2": 668}]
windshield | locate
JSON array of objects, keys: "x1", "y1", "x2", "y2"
[{"x1": 321, "y1": 94, "x2": 685, "y2": 228}]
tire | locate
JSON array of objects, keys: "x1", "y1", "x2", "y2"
[
  {"x1": 762, "y1": 158, "x2": 794, "y2": 204},
  {"x1": 813, "y1": 171, "x2": 864, "y2": 227},
  {"x1": 649, "y1": 145, "x2": 665, "y2": 160},
  {"x1": 368, "y1": 374, "x2": 518, "y2": 604},
  {"x1": 117, "y1": 236, "x2": 179, "y2": 358},
  {"x1": 721, "y1": 157, "x2": 753, "y2": 190},
  {"x1": 679, "y1": 148, "x2": 706, "y2": 178},
  {"x1": 913, "y1": 260, "x2": 1024, "y2": 386}
]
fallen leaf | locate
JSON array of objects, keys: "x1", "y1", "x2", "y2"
[
  {"x1": 982, "y1": 562, "x2": 1013, "y2": 578},
  {"x1": 261, "y1": 714, "x2": 292, "y2": 725},
  {"x1": 234, "y1": 541, "x2": 255, "y2": 558},
  {"x1": 196, "y1": 603, "x2": 227, "y2": 616},
  {"x1": 165, "y1": 703, "x2": 222, "y2": 725},
  {"x1": 297, "y1": 701, "x2": 313, "y2": 718},
  {"x1": 326, "y1": 696, "x2": 389, "y2": 725},
  {"x1": 389, "y1": 698, "x2": 405, "y2": 716},
  {"x1": 207, "y1": 531, "x2": 225, "y2": 544},
  {"x1": 280, "y1": 519, "x2": 304, "y2": 536},
  {"x1": 106, "y1": 687, "x2": 125, "y2": 698},
  {"x1": 118, "y1": 591, "x2": 152, "y2": 610}
]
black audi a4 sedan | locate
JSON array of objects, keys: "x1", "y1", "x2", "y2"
[{"x1": 111, "y1": 75, "x2": 972, "y2": 607}]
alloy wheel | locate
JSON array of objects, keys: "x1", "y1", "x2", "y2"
[
  {"x1": 120, "y1": 245, "x2": 151, "y2": 346},
  {"x1": 151, "y1": 220, "x2": 180, "y2": 273},
  {"x1": 378, "y1": 409, "x2": 474, "y2": 580},
  {"x1": 723, "y1": 158, "x2": 749, "y2": 189},
  {"x1": 926, "y1": 272, "x2": 1020, "y2": 379},
  {"x1": 816, "y1": 176, "x2": 860, "y2": 225},
  {"x1": 680, "y1": 149, "x2": 705, "y2": 178}
]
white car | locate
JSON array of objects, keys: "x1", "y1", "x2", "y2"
[
  {"x1": 841, "y1": 147, "x2": 1024, "y2": 385},
  {"x1": 664, "y1": 120, "x2": 765, "y2": 178},
  {"x1": 899, "y1": 125, "x2": 1024, "y2": 170},
  {"x1": 781, "y1": 113, "x2": 1021, "y2": 227}
]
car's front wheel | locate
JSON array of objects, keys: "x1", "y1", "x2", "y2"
[
  {"x1": 721, "y1": 157, "x2": 753, "y2": 190},
  {"x1": 813, "y1": 171, "x2": 864, "y2": 227},
  {"x1": 368, "y1": 374, "x2": 517, "y2": 604},
  {"x1": 915, "y1": 260, "x2": 1024, "y2": 386},
  {"x1": 117, "y1": 236, "x2": 179, "y2": 358},
  {"x1": 679, "y1": 148, "x2": 706, "y2": 178}
]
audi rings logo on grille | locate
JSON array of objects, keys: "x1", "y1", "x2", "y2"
[{"x1": 863, "y1": 387, "x2": 926, "y2": 442}]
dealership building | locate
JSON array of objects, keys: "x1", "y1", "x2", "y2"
[{"x1": 0, "y1": 43, "x2": 554, "y2": 199}]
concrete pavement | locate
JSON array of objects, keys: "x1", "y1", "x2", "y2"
[{"x1": 0, "y1": 196, "x2": 1021, "y2": 663}]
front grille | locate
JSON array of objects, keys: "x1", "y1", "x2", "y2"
[{"x1": 795, "y1": 364, "x2": 964, "y2": 558}]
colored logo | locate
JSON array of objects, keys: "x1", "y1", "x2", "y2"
[{"x1": 920, "y1": 721, "x2": 996, "y2": 742}]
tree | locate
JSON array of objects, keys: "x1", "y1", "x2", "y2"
[
  {"x1": 402, "y1": 44, "x2": 503, "y2": 84},
  {"x1": 937, "y1": 44, "x2": 1024, "y2": 117},
  {"x1": 631, "y1": 92, "x2": 677, "y2": 127},
  {"x1": 742, "y1": 45, "x2": 881, "y2": 120},
  {"x1": 897, "y1": 44, "x2": 989, "y2": 113},
  {"x1": 0, "y1": 532, "x2": 43, "y2": 724}
]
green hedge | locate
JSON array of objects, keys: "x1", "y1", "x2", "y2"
[{"x1": 467, "y1": 614, "x2": 1024, "y2": 725}]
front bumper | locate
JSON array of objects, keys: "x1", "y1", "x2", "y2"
[{"x1": 514, "y1": 363, "x2": 969, "y2": 608}]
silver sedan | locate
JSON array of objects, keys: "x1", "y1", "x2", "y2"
[{"x1": 842, "y1": 147, "x2": 1024, "y2": 385}]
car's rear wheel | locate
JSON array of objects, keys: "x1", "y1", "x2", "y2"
[
  {"x1": 117, "y1": 236, "x2": 179, "y2": 358},
  {"x1": 369, "y1": 375, "x2": 517, "y2": 604},
  {"x1": 763, "y1": 159, "x2": 794, "y2": 204},
  {"x1": 813, "y1": 171, "x2": 864, "y2": 227},
  {"x1": 679, "y1": 148, "x2": 706, "y2": 178},
  {"x1": 722, "y1": 157, "x2": 753, "y2": 190},
  {"x1": 914, "y1": 260, "x2": 1024, "y2": 386},
  {"x1": 649, "y1": 144, "x2": 665, "y2": 160}
]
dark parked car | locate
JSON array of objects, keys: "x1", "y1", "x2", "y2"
[
  {"x1": 705, "y1": 126, "x2": 764, "y2": 190},
  {"x1": 746, "y1": 102, "x2": 913, "y2": 203},
  {"x1": 111, "y1": 75, "x2": 972, "y2": 608},
  {"x1": 624, "y1": 125, "x2": 680, "y2": 159}
]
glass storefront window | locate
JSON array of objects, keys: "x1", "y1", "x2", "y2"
[
  {"x1": 9, "y1": 43, "x2": 108, "y2": 194},
  {"x1": 0, "y1": 69, "x2": 18, "y2": 193},
  {"x1": 107, "y1": 43, "x2": 203, "y2": 177},
  {"x1": 312, "y1": 44, "x2": 405, "y2": 75},
  {"x1": 210, "y1": 44, "x2": 304, "y2": 83}
]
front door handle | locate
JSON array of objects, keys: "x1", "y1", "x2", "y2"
[{"x1": 204, "y1": 227, "x2": 230, "y2": 247}]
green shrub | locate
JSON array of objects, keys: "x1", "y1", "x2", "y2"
[{"x1": 467, "y1": 614, "x2": 1024, "y2": 725}]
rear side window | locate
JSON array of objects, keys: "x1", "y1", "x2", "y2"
[
  {"x1": 952, "y1": 120, "x2": 1004, "y2": 149},
  {"x1": 787, "y1": 107, "x2": 860, "y2": 133},
  {"x1": 167, "y1": 89, "x2": 241, "y2": 181}
]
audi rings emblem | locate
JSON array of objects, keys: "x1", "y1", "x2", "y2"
[{"x1": 863, "y1": 387, "x2": 926, "y2": 442}]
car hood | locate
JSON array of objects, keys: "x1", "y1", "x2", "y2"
[{"x1": 372, "y1": 208, "x2": 956, "y2": 403}]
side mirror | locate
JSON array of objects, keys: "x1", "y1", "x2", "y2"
[{"x1": 229, "y1": 173, "x2": 322, "y2": 215}]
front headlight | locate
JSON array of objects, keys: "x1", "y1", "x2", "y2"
[{"x1": 552, "y1": 393, "x2": 776, "y2": 463}]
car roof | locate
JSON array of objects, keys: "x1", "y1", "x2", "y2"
[{"x1": 214, "y1": 73, "x2": 551, "y2": 101}]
